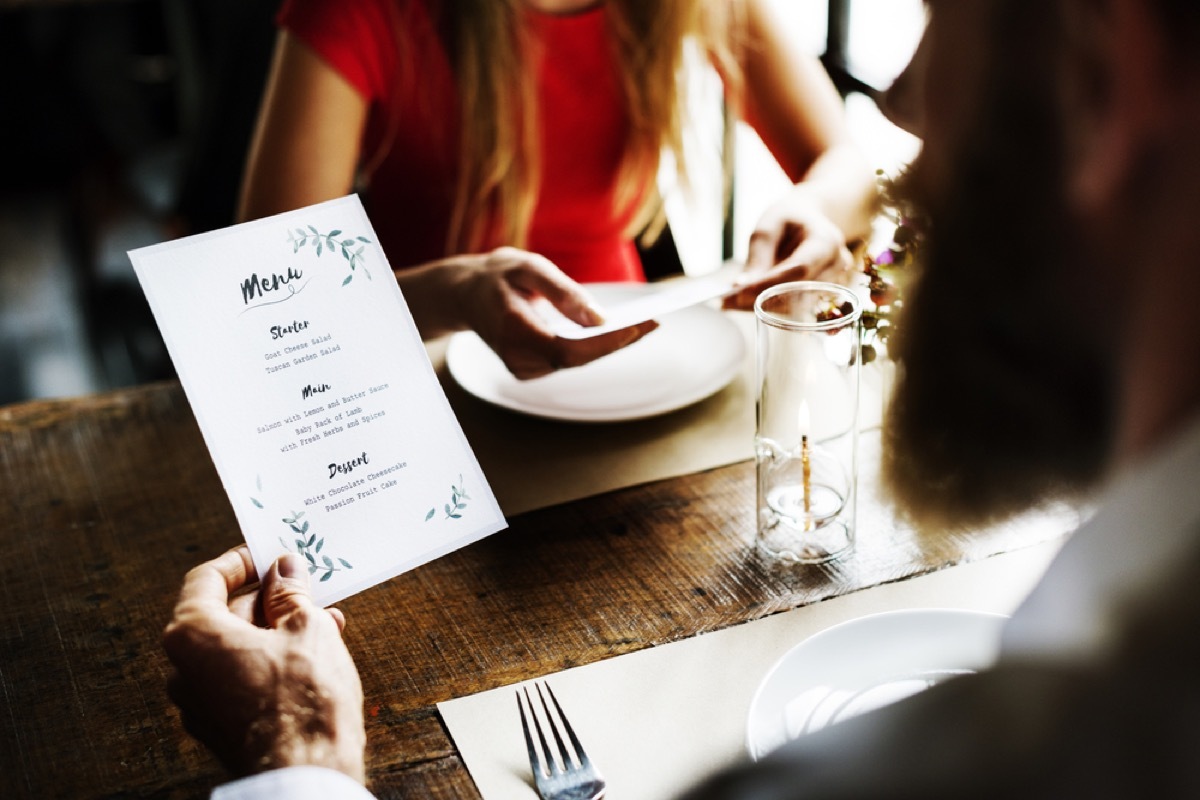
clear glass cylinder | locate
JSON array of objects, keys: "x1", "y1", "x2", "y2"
[{"x1": 754, "y1": 281, "x2": 861, "y2": 563}]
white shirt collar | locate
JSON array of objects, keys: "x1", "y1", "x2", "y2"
[{"x1": 1000, "y1": 412, "x2": 1200, "y2": 662}]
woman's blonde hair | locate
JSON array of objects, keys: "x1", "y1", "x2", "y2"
[{"x1": 425, "y1": 0, "x2": 742, "y2": 255}]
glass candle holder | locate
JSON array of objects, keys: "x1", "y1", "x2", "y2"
[{"x1": 754, "y1": 281, "x2": 861, "y2": 563}]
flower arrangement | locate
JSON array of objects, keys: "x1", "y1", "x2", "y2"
[
  {"x1": 859, "y1": 170, "x2": 924, "y2": 363},
  {"x1": 813, "y1": 171, "x2": 923, "y2": 365}
]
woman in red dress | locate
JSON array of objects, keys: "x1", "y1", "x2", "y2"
[{"x1": 239, "y1": 0, "x2": 876, "y2": 377}]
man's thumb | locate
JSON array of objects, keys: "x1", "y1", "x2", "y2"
[{"x1": 261, "y1": 553, "x2": 316, "y2": 629}]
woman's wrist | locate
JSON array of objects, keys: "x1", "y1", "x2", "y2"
[
  {"x1": 394, "y1": 254, "x2": 484, "y2": 340},
  {"x1": 797, "y1": 144, "x2": 878, "y2": 244}
]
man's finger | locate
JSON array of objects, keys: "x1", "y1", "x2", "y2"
[
  {"x1": 228, "y1": 589, "x2": 259, "y2": 624},
  {"x1": 174, "y1": 546, "x2": 258, "y2": 616},
  {"x1": 163, "y1": 548, "x2": 259, "y2": 664},
  {"x1": 327, "y1": 607, "x2": 347, "y2": 633},
  {"x1": 260, "y1": 553, "x2": 321, "y2": 631}
]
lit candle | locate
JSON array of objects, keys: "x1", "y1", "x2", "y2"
[{"x1": 798, "y1": 401, "x2": 812, "y2": 526}]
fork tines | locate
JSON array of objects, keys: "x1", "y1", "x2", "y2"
[{"x1": 517, "y1": 682, "x2": 606, "y2": 800}]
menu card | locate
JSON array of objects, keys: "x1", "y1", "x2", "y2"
[
  {"x1": 130, "y1": 195, "x2": 506, "y2": 606},
  {"x1": 540, "y1": 263, "x2": 740, "y2": 339}
]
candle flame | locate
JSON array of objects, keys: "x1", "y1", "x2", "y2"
[{"x1": 797, "y1": 400, "x2": 811, "y2": 439}]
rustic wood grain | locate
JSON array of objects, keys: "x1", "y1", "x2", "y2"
[{"x1": 0, "y1": 382, "x2": 1068, "y2": 798}]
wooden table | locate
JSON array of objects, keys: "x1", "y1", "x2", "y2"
[{"x1": 0, "y1": 381, "x2": 1065, "y2": 798}]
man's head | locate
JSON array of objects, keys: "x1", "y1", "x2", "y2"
[{"x1": 881, "y1": 0, "x2": 1200, "y2": 530}]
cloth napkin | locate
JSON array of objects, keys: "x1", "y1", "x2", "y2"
[{"x1": 438, "y1": 539, "x2": 1063, "y2": 800}]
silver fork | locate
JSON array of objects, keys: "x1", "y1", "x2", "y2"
[{"x1": 517, "y1": 682, "x2": 607, "y2": 800}]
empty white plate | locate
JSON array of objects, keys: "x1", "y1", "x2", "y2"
[
  {"x1": 445, "y1": 284, "x2": 746, "y2": 422},
  {"x1": 746, "y1": 608, "x2": 1008, "y2": 760}
]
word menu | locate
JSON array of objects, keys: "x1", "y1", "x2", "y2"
[{"x1": 131, "y1": 195, "x2": 505, "y2": 605}]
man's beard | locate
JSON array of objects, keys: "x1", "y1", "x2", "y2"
[{"x1": 882, "y1": 8, "x2": 1116, "y2": 531}]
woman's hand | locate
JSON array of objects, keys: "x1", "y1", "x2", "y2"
[
  {"x1": 723, "y1": 193, "x2": 856, "y2": 311},
  {"x1": 718, "y1": 0, "x2": 877, "y2": 311},
  {"x1": 405, "y1": 247, "x2": 658, "y2": 380},
  {"x1": 162, "y1": 547, "x2": 366, "y2": 782}
]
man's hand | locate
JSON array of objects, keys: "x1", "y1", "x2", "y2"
[{"x1": 162, "y1": 547, "x2": 366, "y2": 782}]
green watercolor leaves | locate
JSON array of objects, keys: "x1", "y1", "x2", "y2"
[
  {"x1": 287, "y1": 226, "x2": 374, "y2": 285},
  {"x1": 278, "y1": 526, "x2": 352, "y2": 583},
  {"x1": 427, "y1": 474, "x2": 470, "y2": 521},
  {"x1": 257, "y1": 479, "x2": 353, "y2": 584}
]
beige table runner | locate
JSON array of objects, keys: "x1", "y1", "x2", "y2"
[
  {"x1": 427, "y1": 311, "x2": 891, "y2": 517},
  {"x1": 439, "y1": 538, "x2": 1063, "y2": 800}
]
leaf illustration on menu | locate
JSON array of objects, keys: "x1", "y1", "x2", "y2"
[
  {"x1": 250, "y1": 475, "x2": 265, "y2": 508},
  {"x1": 425, "y1": 475, "x2": 470, "y2": 522},
  {"x1": 253, "y1": 479, "x2": 354, "y2": 583},
  {"x1": 287, "y1": 226, "x2": 374, "y2": 285}
]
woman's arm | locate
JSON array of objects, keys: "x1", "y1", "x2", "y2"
[
  {"x1": 738, "y1": 0, "x2": 874, "y2": 230},
  {"x1": 724, "y1": 0, "x2": 878, "y2": 309},
  {"x1": 238, "y1": 32, "x2": 365, "y2": 222}
]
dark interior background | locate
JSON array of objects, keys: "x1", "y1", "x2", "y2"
[{"x1": 0, "y1": 0, "x2": 896, "y2": 406}]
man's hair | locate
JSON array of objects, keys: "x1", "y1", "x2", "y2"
[{"x1": 881, "y1": 0, "x2": 1114, "y2": 530}]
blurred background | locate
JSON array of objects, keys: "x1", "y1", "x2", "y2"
[{"x1": 0, "y1": 0, "x2": 921, "y2": 407}]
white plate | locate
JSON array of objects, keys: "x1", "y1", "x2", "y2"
[
  {"x1": 445, "y1": 284, "x2": 746, "y2": 422},
  {"x1": 746, "y1": 609, "x2": 1007, "y2": 760}
]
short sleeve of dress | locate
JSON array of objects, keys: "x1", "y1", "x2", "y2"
[{"x1": 276, "y1": 0, "x2": 398, "y2": 102}]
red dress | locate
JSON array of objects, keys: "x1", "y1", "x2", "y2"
[{"x1": 277, "y1": 0, "x2": 647, "y2": 283}]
